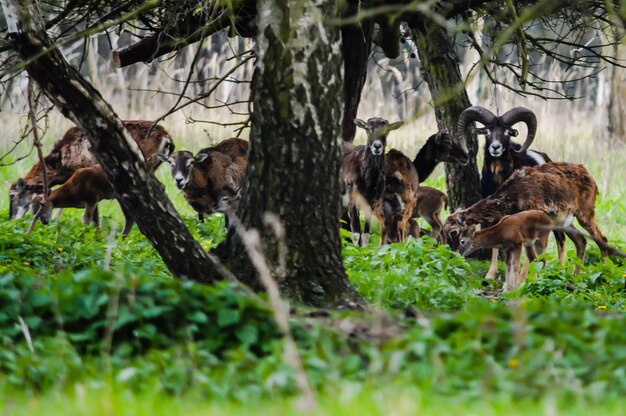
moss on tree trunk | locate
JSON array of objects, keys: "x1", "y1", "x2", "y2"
[{"x1": 221, "y1": 0, "x2": 363, "y2": 308}]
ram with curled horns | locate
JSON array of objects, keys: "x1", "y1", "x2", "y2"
[
  {"x1": 448, "y1": 106, "x2": 561, "y2": 280},
  {"x1": 456, "y1": 106, "x2": 552, "y2": 199}
]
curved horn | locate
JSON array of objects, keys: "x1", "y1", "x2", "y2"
[
  {"x1": 500, "y1": 107, "x2": 537, "y2": 153},
  {"x1": 457, "y1": 106, "x2": 498, "y2": 155}
]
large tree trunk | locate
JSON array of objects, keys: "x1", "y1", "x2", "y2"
[
  {"x1": 221, "y1": 0, "x2": 363, "y2": 308},
  {"x1": 3, "y1": 0, "x2": 221, "y2": 282},
  {"x1": 341, "y1": 1, "x2": 374, "y2": 142},
  {"x1": 412, "y1": 22, "x2": 482, "y2": 210}
]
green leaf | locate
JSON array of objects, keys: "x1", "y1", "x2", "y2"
[
  {"x1": 188, "y1": 311, "x2": 208, "y2": 324},
  {"x1": 236, "y1": 325, "x2": 258, "y2": 346},
  {"x1": 217, "y1": 308, "x2": 241, "y2": 327}
]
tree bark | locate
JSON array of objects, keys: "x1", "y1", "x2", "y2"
[
  {"x1": 341, "y1": 1, "x2": 374, "y2": 142},
  {"x1": 412, "y1": 22, "x2": 482, "y2": 210},
  {"x1": 3, "y1": 0, "x2": 221, "y2": 283},
  {"x1": 606, "y1": 41, "x2": 626, "y2": 142},
  {"x1": 221, "y1": 0, "x2": 363, "y2": 308}
]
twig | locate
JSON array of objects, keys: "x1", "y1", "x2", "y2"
[
  {"x1": 149, "y1": 54, "x2": 254, "y2": 129},
  {"x1": 26, "y1": 205, "x2": 41, "y2": 234},
  {"x1": 101, "y1": 271, "x2": 122, "y2": 367},
  {"x1": 226, "y1": 211, "x2": 316, "y2": 412},
  {"x1": 186, "y1": 117, "x2": 248, "y2": 128},
  {"x1": 104, "y1": 218, "x2": 118, "y2": 270},
  {"x1": 27, "y1": 79, "x2": 49, "y2": 199},
  {"x1": 101, "y1": 208, "x2": 121, "y2": 366},
  {"x1": 147, "y1": 36, "x2": 206, "y2": 138},
  {"x1": 25, "y1": 80, "x2": 48, "y2": 235},
  {"x1": 263, "y1": 213, "x2": 287, "y2": 282},
  {"x1": 0, "y1": 135, "x2": 32, "y2": 166},
  {"x1": 17, "y1": 316, "x2": 35, "y2": 354},
  {"x1": 233, "y1": 116, "x2": 251, "y2": 137},
  {"x1": 0, "y1": 108, "x2": 51, "y2": 166},
  {"x1": 505, "y1": 0, "x2": 529, "y2": 87}
]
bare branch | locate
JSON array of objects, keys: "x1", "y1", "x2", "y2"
[
  {"x1": 144, "y1": 36, "x2": 208, "y2": 138},
  {"x1": 505, "y1": 0, "x2": 529, "y2": 87},
  {"x1": 225, "y1": 210, "x2": 316, "y2": 411},
  {"x1": 27, "y1": 79, "x2": 49, "y2": 199},
  {"x1": 17, "y1": 316, "x2": 34, "y2": 354},
  {"x1": 151, "y1": 53, "x2": 254, "y2": 127},
  {"x1": 0, "y1": 108, "x2": 51, "y2": 167}
]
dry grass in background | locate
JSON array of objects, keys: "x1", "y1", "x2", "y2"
[{"x1": 1, "y1": 34, "x2": 624, "y2": 238}]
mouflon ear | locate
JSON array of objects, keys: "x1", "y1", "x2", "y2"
[
  {"x1": 387, "y1": 121, "x2": 404, "y2": 132},
  {"x1": 15, "y1": 178, "x2": 25, "y2": 191},
  {"x1": 354, "y1": 118, "x2": 369, "y2": 130},
  {"x1": 194, "y1": 153, "x2": 209, "y2": 163}
]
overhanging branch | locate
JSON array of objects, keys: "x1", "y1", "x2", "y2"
[
  {"x1": 112, "y1": 12, "x2": 231, "y2": 68},
  {"x1": 112, "y1": 0, "x2": 257, "y2": 68}
]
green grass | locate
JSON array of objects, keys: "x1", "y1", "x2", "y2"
[
  {"x1": 1, "y1": 140, "x2": 626, "y2": 414},
  {"x1": 3, "y1": 386, "x2": 626, "y2": 416}
]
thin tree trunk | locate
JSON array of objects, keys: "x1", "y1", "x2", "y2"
[
  {"x1": 341, "y1": 1, "x2": 373, "y2": 142},
  {"x1": 606, "y1": 41, "x2": 626, "y2": 142},
  {"x1": 412, "y1": 22, "x2": 481, "y2": 210},
  {"x1": 221, "y1": 0, "x2": 363, "y2": 308},
  {"x1": 3, "y1": 0, "x2": 221, "y2": 282}
]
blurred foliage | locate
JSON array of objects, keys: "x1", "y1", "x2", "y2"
[
  {"x1": 0, "y1": 218, "x2": 625, "y2": 403},
  {"x1": 345, "y1": 236, "x2": 476, "y2": 311}
]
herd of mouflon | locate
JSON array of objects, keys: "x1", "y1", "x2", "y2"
[{"x1": 8, "y1": 107, "x2": 619, "y2": 292}]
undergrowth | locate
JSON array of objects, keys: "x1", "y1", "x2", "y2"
[
  {"x1": 0, "y1": 206, "x2": 625, "y2": 406},
  {"x1": 0, "y1": 156, "x2": 625, "y2": 412},
  {"x1": 2, "y1": 263, "x2": 626, "y2": 402}
]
